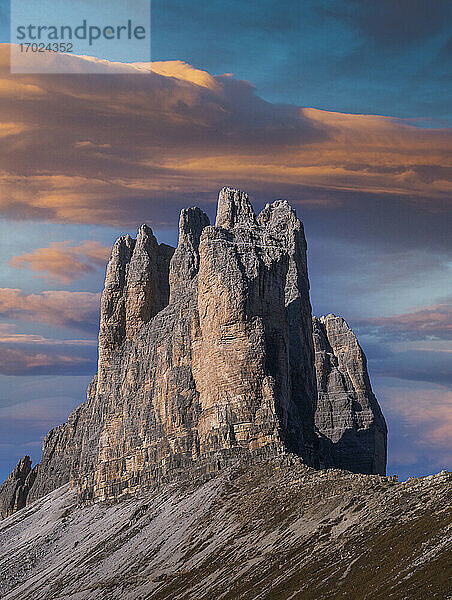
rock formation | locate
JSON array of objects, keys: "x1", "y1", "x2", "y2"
[
  {"x1": 0, "y1": 188, "x2": 387, "y2": 514},
  {"x1": 313, "y1": 314, "x2": 387, "y2": 474},
  {"x1": 0, "y1": 457, "x2": 38, "y2": 519}
]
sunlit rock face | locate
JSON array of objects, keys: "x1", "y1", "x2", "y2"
[
  {"x1": 193, "y1": 190, "x2": 319, "y2": 465},
  {"x1": 1, "y1": 188, "x2": 387, "y2": 511}
]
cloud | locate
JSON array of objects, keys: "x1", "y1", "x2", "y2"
[
  {"x1": 371, "y1": 349, "x2": 452, "y2": 386},
  {"x1": 0, "y1": 323, "x2": 96, "y2": 346},
  {"x1": 355, "y1": 304, "x2": 452, "y2": 388},
  {"x1": 0, "y1": 323, "x2": 97, "y2": 376},
  {"x1": 0, "y1": 45, "x2": 449, "y2": 228},
  {"x1": 322, "y1": 0, "x2": 452, "y2": 46},
  {"x1": 10, "y1": 240, "x2": 110, "y2": 283},
  {"x1": 379, "y1": 383, "x2": 452, "y2": 476},
  {"x1": 362, "y1": 303, "x2": 452, "y2": 340},
  {"x1": 0, "y1": 288, "x2": 100, "y2": 332},
  {"x1": 0, "y1": 346, "x2": 95, "y2": 376},
  {"x1": 0, "y1": 390, "x2": 86, "y2": 480},
  {"x1": 0, "y1": 293, "x2": 99, "y2": 374},
  {"x1": 0, "y1": 394, "x2": 79, "y2": 425}
]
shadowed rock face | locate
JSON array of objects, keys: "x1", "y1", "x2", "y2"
[
  {"x1": 1, "y1": 188, "x2": 387, "y2": 513},
  {"x1": 313, "y1": 315, "x2": 387, "y2": 475},
  {"x1": 0, "y1": 456, "x2": 38, "y2": 519}
]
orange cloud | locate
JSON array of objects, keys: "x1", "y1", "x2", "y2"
[
  {"x1": 0, "y1": 44, "x2": 449, "y2": 226},
  {"x1": 10, "y1": 241, "x2": 110, "y2": 283},
  {"x1": 0, "y1": 289, "x2": 100, "y2": 332}
]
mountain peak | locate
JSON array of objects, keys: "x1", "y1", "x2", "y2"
[{"x1": 215, "y1": 187, "x2": 257, "y2": 228}]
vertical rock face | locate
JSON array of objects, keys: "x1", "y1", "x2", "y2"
[
  {"x1": 99, "y1": 226, "x2": 174, "y2": 359},
  {"x1": 169, "y1": 207, "x2": 210, "y2": 300},
  {"x1": 258, "y1": 200, "x2": 318, "y2": 461},
  {"x1": 0, "y1": 187, "x2": 387, "y2": 515},
  {"x1": 313, "y1": 314, "x2": 387, "y2": 475},
  {"x1": 193, "y1": 190, "x2": 318, "y2": 464}
]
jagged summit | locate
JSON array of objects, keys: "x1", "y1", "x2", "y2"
[
  {"x1": 215, "y1": 187, "x2": 257, "y2": 228},
  {"x1": 0, "y1": 188, "x2": 386, "y2": 517}
]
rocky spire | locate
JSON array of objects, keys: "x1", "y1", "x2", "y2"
[
  {"x1": 258, "y1": 200, "x2": 318, "y2": 461},
  {"x1": 98, "y1": 234, "x2": 135, "y2": 357},
  {"x1": 125, "y1": 225, "x2": 173, "y2": 340},
  {"x1": 313, "y1": 314, "x2": 387, "y2": 475},
  {"x1": 99, "y1": 227, "x2": 174, "y2": 355},
  {"x1": 169, "y1": 207, "x2": 210, "y2": 301},
  {"x1": 0, "y1": 456, "x2": 38, "y2": 519},
  {"x1": 193, "y1": 191, "x2": 293, "y2": 459},
  {"x1": 97, "y1": 226, "x2": 174, "y2": 397},
  {"x1": 215, "y1": 187, "x2": 257, "y2": 228}
]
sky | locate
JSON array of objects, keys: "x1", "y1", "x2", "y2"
[{"x1": 0, "y1": 0, "x2": 451, "y2": 482}]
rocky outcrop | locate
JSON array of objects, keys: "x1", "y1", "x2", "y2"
[
  {"x1": 313, "y1": 314, "x2": 387, "y2": 475},
  {"x1": 0, "y1": 188, "x2": 387, "y2": 514},
  {"x1": 98, "y1": 225, "x2": 174, "y2": 355},
  {"x1": 0, "y1": 456, "x2": 38, "y2": 519}
]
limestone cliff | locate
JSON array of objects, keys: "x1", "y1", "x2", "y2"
[{"x1": 0, "y1": 188, "x2": 387, "y2": 513}]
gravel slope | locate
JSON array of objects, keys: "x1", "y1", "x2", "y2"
[{"x1": 0, "y1": 458, "x2": 450, "y2": 600}]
